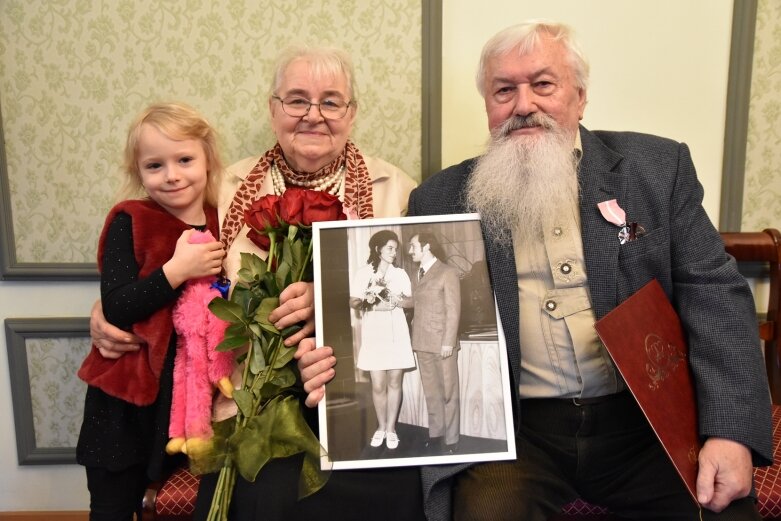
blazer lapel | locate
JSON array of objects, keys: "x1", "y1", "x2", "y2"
[{"x1": 578, "y1": 126, "x2": 626, "y2": 319}]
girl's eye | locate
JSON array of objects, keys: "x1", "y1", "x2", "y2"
[
  {"x1": 145, "y1": 162, "x2": 161, "y2": 170},
  {"x1": 180, "y1": 156, "x2": 193, "y2": 164}
]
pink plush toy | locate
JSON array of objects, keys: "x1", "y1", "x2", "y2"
[{"x1": 166, "y1": 230, "x2": 235, "y2": 455}]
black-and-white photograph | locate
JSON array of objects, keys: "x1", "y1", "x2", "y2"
[{"x1": 313, "y1": 214, "x2": 515, "y2": 470}]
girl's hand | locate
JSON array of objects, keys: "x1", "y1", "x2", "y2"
[{"x1": 163, "y1": 229, "x2": 225, "y2": 288}]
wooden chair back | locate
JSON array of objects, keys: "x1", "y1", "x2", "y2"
[{"x1": 721, "y1": 229, "x2": 781, "y2": 403}]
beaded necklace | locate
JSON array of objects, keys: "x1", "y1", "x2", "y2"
[{"x1": 270, "y1": 160, "x2": 346, "y2": 200}]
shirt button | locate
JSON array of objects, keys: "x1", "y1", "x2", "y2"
[
  {"x1": 553, "y1": 227, "x2": 563, "y2": 236},
  {"x1": 560, "y1": 263, "x2": 572, "y2": 274},
  {"x1": 545, "y1": 300, "x2": 557, "y2": 311}
]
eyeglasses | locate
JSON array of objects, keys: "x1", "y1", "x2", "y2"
[{"x1": 272, "y1": 95, "x2": 353, "y2": 120}]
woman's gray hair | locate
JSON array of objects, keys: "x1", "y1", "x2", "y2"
[
  {"x1": 475, "y1": 20, "x2": 589, "y2": 97},
  {"x1": 271, "y1": 45, "x2": 358, "y2": 103}
]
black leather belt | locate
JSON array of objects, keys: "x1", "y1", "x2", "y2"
[{"x1": 570, "y1": 394, "x2": 617, "y2": 406}]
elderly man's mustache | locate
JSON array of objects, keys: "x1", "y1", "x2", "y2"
[{"x1": 495, "y1": 113, "x2": 557, "y2": 138}]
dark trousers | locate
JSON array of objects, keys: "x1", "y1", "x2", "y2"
[
  {"x1": 85, "y1": 464, "x2": 147, "y2": 521},
  {"x1": 452, "y1": 391, "x2": 760, "y2": 521},
  {"x1": 195, "y1": 452, "x2": 426, "y2": 521}
]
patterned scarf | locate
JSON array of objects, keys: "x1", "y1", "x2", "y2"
[{"x1": 220, "y1": 140, "x2": 373, "y2": 251}]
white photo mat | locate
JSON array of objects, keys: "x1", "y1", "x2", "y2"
[{"x1": 313, "y1": 213, "x2": 515, "y2": 470}]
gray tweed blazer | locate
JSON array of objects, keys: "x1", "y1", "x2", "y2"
[{"x1": 408, "y1": 126, "x2": 773, "y2": 521}]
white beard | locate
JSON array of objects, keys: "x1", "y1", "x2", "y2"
[{"x1": 465, "y1": 114, "x2": 580, "y2": 245}]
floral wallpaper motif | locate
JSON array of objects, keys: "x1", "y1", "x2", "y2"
[
  {"x1": 27, "y1": 337, "x2": 90, "y2": 448},
  {"x1": 0, "y1": 0, "x2": 422, "y2": 263},
  {"x1": 743, "y1": 0, "x2": 781, "y2": 230}
]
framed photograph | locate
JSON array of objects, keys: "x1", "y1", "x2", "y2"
[
  {"x1": 5, "y1": 317, "x2": 90, "y2": 464},
  {"x1": 313, "y1": 214, "x2": 515, "y2": 470}
]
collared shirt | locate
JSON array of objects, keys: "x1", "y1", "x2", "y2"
[
  {"x1": 514, "y1": 133, "x2": 623, "y2": 399},
  {"x1": 419, "y1": 257, "x2": 437, "y2": 277}
]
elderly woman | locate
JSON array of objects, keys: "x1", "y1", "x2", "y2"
[{"x1": 90, "y1": 46, "x2": 423, "y2": 521}]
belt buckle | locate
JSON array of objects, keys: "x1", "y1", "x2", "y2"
[{"x1": 571, "y1": 396, "x2": 603, "y2": 406}]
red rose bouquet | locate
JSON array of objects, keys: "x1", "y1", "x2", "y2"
[{"x1": 201, "y1": 187, "x2": 345, "y2": 521}]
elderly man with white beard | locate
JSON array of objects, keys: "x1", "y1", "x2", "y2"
[{"x1": 298, "y1": 20, "x2": 772, "y2": 521}]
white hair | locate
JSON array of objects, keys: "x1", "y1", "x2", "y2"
[
  {"x1": 476, "y1": 20, "x2": 590, "y2": 97},
  {"x1": 271, "y1": 45, "x2": 358, "y2": 102}
]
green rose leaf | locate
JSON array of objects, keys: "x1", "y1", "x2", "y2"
[
  {"x1": 249, "y1": 337, "x2": 266, "y2": 373},
  {"x1": 273, "y1": 343, "x2": 297, "y2": 368},
  {"x1": 208, "y1": 298, "x2": 246, "y2": 324},
  {"x1": 290, "y1": 239, "x2": 304, "y2": 275},
  {"x1": 262, "y1": 272, "x2": 279, "y2": 296},
  {"x1": 271, "y1": 366, "x2": 296, "y2": 387},
  {"x1": 255, "y1": 297, "x2": 280, "y2": 335},
  {"x1": 240, "y1": 252, "x2": 267, "y2": 280},
  {"x1": 232, "y1": 389, "x2": 254, "y2": 418},
  {"x1": 233, "y1": 396, "x2": 323, "y2": 485},
  {"x1": 248, "y1": 322, "x2": 263, "y2": 338},
  {"x1": 282, "y1": 238, "x2": 294, "y2": 268},
  {"x1": 216, "y1": 334, "x2": 249, "y2": 352},
  {"x1": 279, "y1": 323, "x2": 302, "y2": 339},
  {"x1": 287, "y1": 224, "x2": 299, "y2": 242},
  {"x1": 230, "y1": 285, "x2": 260, "y2": 318},
  {"x1": 275, "y1": 262, "x2": 291, "y2": 291},
  {"x1": 226, "y1": 322, "x2": 247, "y2": 338},
  {"x1": 237, "y1": 267, "x2": 254, "y2": 284}
]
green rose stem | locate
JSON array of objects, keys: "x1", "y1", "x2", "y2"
[{"x1": 206, "y1": 231, "x2": 316, "y2": 521}]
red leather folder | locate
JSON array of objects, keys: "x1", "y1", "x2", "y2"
[{"x1": 594, "y1": 279, "x2": 699, "y2": 504}]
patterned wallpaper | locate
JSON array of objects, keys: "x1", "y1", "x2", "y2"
[
  {"x1": 743, "y1": 0, "x2": 781, "y2": 230},
  {"x1": 27, "y1": 336, "x2": 90, "y2": 448},
  {"x1": 0, "y1": 0, "x2": 422, "y2": 264}
]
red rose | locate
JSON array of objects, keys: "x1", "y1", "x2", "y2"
[
  {"x1": 246, "y1": 228, "x2": 271, "y2": 250},
  {"x1": 300, "y1": 190, "x2": 346, "y2": 226},
  {"x1": 245, "y1": 195, "x2": 281, "y2": 231},
  {"x1": 244, "y1": 195, "x2": 282, "y2": 251},
  {"x1": 279, "y1": 187, "x2": 306, "y2": 226}
]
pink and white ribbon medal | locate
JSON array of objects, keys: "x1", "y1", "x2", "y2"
[{"x1": 598, "y1": 199, "x2": 644, "y2": 244}]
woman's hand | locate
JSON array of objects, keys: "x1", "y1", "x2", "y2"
[
  {"x1": 295, "y1": 337, "x2": 336, "y2": 408},
  {"x1": 269, "y1": 281, "x2": 315, "y2": 346},
  {"x1": 90, "y1": 300, "x2": 144, "y2": 359}
]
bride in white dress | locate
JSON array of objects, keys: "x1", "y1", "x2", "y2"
[{"x1": 350, "y1": 229, "x2": 414, "y2": 450}]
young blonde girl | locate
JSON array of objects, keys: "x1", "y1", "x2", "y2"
[{"x1": 77, "y1": 102, "x2": 226, "y2": 521}]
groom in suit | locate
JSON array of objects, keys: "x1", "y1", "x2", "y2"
[
  {"x1": 407, "y1": 232, "x2": 461, "y2": 454},
  {"x1": 406, "y1": 19, "x2": 772, "y2": 521}
]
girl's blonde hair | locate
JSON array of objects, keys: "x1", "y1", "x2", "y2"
[{"x1": 118, "y1": 102, "x2": 223, "y2": 207}]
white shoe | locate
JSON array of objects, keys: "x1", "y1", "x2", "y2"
[
  {"x1": 386, "y1": 431, "x2": 399, "y2": 449},
  {"x1": 370, "y1": 430, "x2": 386, "y2": 447}
]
